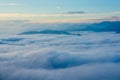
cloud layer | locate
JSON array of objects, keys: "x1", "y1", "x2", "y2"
[{"x1": 0, "y1": 21, "x2": 120, "y2": 80}]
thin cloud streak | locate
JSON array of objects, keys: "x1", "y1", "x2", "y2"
[
  {"x1": 65, "y1": 11, "x2": 85, "y2": 14},
  {"x1": 0, "y1": 12, "x2": 120, "y2": 23},
  {"x1": 0, "y1": 12, "x2": 120, "y2": 17},
  {"x1": 0, "y1": 3, "x2": 23, "y2": 6}
]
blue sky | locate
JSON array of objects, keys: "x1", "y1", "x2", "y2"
[{"x1": 0, "y1": 0, "x2": 120, "y2": 23}]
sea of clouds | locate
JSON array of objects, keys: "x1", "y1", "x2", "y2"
[{"x1": 0, "y1": 21, "x2": 120, "y2": 80}]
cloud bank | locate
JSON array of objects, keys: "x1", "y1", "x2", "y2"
[{"x1": 0, "y1": 21, "x2": 120, "y2": 80}]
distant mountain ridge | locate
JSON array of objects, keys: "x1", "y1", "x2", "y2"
[
  {"x1": 65, "y1": 21, "x2": 120, "y2": 33},
  {"x1": 20, "y1": 30, "x2": 81, "y2": 36},
  {"x1": 20, "y1": 21, "x2": 120, "y2": 35}
]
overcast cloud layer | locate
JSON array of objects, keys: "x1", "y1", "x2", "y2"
[{"x1": 0, "y1": 21, "x2": 120, "y2": 80}]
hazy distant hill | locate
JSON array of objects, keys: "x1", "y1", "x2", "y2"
[
  {"x1": 20, "y1": 29, "x2": 81, "y2": 36},
  {"x1": 64, "y1": 21, "x2": 120, "y2": 33},
  {"x1": 20, "y1": 21, "x2": 120, "y2": 35}
]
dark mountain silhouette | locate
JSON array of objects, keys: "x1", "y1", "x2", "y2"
[
  {"x1": 65, "y1": 21, "x2": 120, "y2": 33},
  {"x1": 20, "y1": 21, "x2": 120, "y2": 35},
  {"x1": 20, "y1": 30, "x2": 81, "y2": 36}
]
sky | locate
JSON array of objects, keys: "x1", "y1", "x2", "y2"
[{"x1": 0, "y1": 0, "x2": 120, "y2": 23}]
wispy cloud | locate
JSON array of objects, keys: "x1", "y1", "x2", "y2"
[
  {"x1": 0, "y1": 3, "x2": 23, "y2": 6},
  {"x1": 65, "y1": 11, "x2": 85, "y2": 14},
  {"x1": 0, "y1": 12, "x2": 120, "y2": 23},
  {"x1": 56, "y1": 6, "x2": 61, "y2": 9},
  {"x1": 0, "y1": 12, "x2": 119, "y2": 18}
]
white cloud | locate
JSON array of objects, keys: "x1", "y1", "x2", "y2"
[{"x1": 0, "y1": 21, "x2": 120, "y2": 80}]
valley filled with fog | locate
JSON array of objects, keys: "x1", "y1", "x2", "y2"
[{"x1": 0, "y1": 21, "x2": 120, "y2": 80}]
